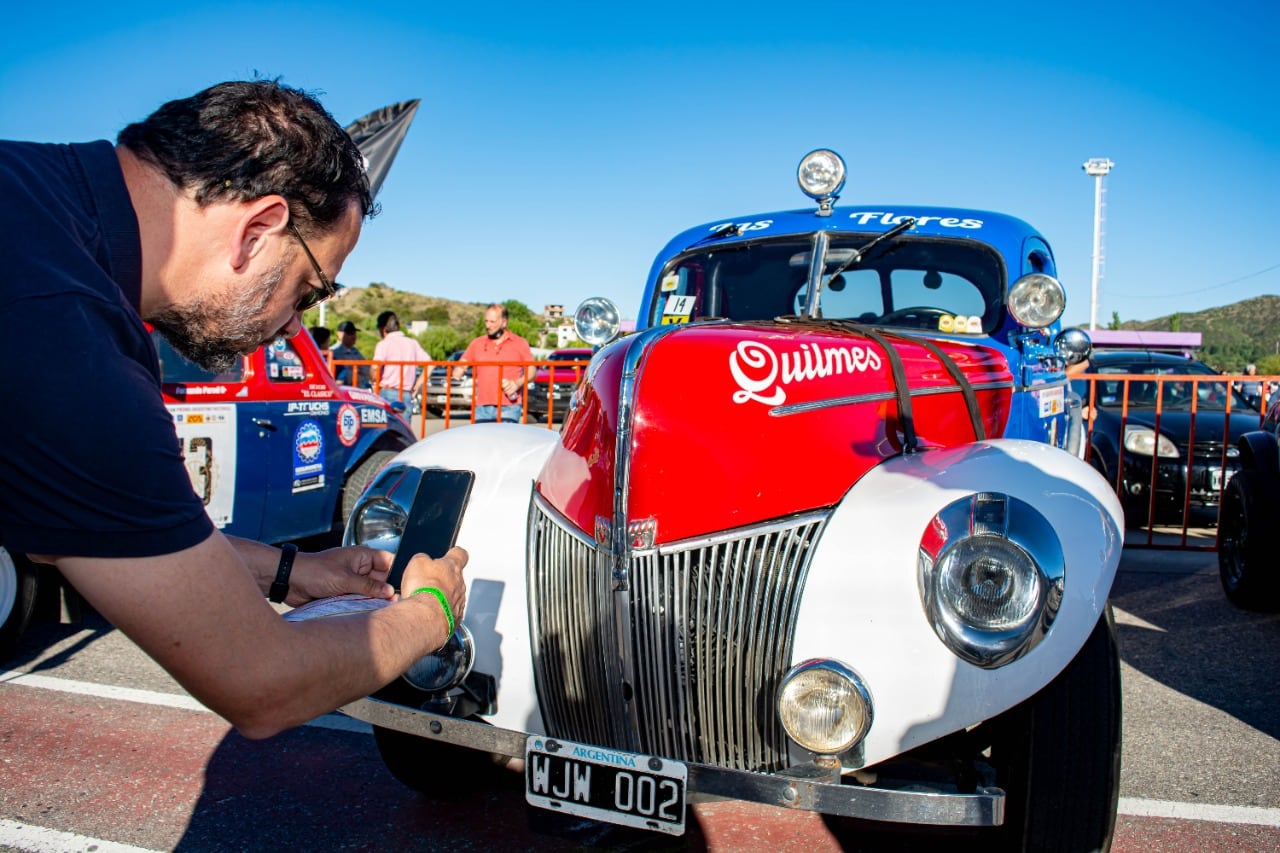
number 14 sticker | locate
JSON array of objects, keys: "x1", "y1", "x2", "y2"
[{"x1": 663, "y1": 294, "x2": 695, "y2": 324}]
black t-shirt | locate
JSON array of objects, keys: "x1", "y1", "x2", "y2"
[{"x1": 0, "y1": 140, "x2": 214, "y2": 557}]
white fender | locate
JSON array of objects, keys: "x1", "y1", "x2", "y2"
[
  {"x1": 390, "y1": 424, "x2": 558, "y2": 732},
  {"x1": 791, "y1": 439, "x2": 1123, "y2": 767}
]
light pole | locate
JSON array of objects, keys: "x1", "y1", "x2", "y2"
[{"x1": 1082, "y1": 158, "x2": 1114, "y2": 330}]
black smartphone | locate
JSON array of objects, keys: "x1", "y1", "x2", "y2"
[{"x1": 388, "y1": 468, "x2": 476, "y2": 591}]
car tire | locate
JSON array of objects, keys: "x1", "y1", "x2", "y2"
[
  {"x1": 0, "y1": 546, "x2": 38, "y2": 661},
  {"x1": 1218, "y1": 470, "x2": 1280, "y2": 611},
  {"x1": 980, "y1": 608, "x2": 1122, "y2": 852},
  {"x1": 341, "y1": 450, "x2": 399, "y2": 528},
  {"x1": 372, "y1": 721, "x2": 512, "y2": 796},
  {"x1": 824, "y1": 611, "x2": 1121, "y2": 851}
]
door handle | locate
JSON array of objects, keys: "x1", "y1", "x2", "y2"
[{"x1": 251, "y1": 418, "x2": 277, "y2": 432}]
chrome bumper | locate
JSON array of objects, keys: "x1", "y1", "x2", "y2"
[{"x1": 341, "y1": 697, "x2": 1005, "y2": 827}]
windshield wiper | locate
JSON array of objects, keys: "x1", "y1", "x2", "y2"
[
  {"x1": 683, "y1": 222, "x2": 744, "y2": 251},
  {"x1": 824, "y1": 216, "x2": 916, "y2": 280}
]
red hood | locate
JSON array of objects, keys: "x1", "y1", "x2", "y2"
[{"x1": 537, "y1": 323, "x2": 1013, "y2": 545}]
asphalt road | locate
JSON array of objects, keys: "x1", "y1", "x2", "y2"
[{"x1": 1, "y1": 547, "x2": 1277, "y2": 851}]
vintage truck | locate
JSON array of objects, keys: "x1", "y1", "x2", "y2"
[{"x1": 338, "y1": 150, "x2": 1122, "y2": 850}]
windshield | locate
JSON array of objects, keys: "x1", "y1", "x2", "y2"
[{"x1": 647, "y1": 233, "x2": 1004, "y2": 333}]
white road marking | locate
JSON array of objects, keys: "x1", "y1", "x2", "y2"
[
  {"x1": 0, "y1": 818, "x2": 160, "y2": 853},
  {"x1": 1117, "y1": 797, "x2": 1280, "y2": 827},
  {"x1": 0, "y1": 669, "x2": 370, "y2": 734}
]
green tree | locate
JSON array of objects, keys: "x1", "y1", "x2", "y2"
[
  {"x1": 1107, "y1": 311, "x2": 1121, "y2": 331},
  {"x1": 418, "y1": 325, "x2": 468, "y2": 359},
  {"x1": 1170, "y1": 313, "x2": 1182, "y2": 332}
]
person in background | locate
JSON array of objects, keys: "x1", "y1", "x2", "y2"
[
  {"x1": 1241, "y1": 363, "x2": 1263, "y2": 411},
  {"x1": 331, "y1": 319, "x2": 371, "y2": 388},
  {"x1": 309, "y1": 325, "x2": 332, "y2": 350},
  {"x1": 309, "y1": 325, "x2": 332, "y2": 352},
  {"x1": 456, "y1": 303, "x2": 535, "y2": 423},
  {"x1": 0, "y1": 80, "x2": 467, "y2": 740},
  {"x1": 373, "y1": 310, "x2": 429, "y2": 410}
]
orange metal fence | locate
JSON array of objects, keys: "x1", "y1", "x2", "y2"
[
  {"x1": 1075, "y1": 372, "x2": 1272, "y2": 551},
  {"x1": 330, "y1": 356, "x2": 590, "y2": 432}
]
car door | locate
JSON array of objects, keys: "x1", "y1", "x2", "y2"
[{"x1": 253, "y1": 337, "x2": 346, "y2": 543}]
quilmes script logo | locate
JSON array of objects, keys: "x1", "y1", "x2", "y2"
[{"x1": 729, "y1": 340, "x2": 882, "y2": 405}]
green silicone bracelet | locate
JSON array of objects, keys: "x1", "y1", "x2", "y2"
[{"x1": 410, "y1": 586, "x2": 455, "y2": 636}]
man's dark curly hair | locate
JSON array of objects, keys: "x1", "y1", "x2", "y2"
[{"x1": 117, "y1": 79, "x2": 376, "y2": 234}]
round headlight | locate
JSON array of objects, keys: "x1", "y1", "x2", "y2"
[
  {"x1": 352, "y1": 498, "x2": 408, "y2": 550},
  {"x1": 574, "y1": 297, "x2": 620, "y2": 347},
  {"x1": 918, "y1": 493, "x2": 1063, "y2": 668},
  {"x1": 777, "y1": 659, "x2": 872, "y2": 755},
  {"x1": 403, "y1": 624, "x2": 475, "y2": 693},
  {"x1": 936, "y1": 536, "x2": 1042, "y2": 631},
  {"x1": 797, "y1": 149, "x2": 847, "y2": 201},
  {"x1": 1008, "y1": 273, "x2": 1066, "y2": 328}
]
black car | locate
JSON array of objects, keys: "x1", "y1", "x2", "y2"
[
  {"x1": 1218, "y1": 396, "x2": 1280, "y2": 610},
  {"x1": 1072, "y1": 351, "x2": 1262, "y2": 527}
]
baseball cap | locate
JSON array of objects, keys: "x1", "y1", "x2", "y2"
[{"x1": 336, "y1": 320, "x2": 359, "y2": 333}]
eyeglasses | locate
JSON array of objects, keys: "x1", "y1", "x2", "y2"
[{"x1": 288, "y1": 220, "x2": 342, "y2": 312}]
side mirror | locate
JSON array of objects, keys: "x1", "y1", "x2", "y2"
[{"x1": 1054, "y1": 327, "x2": 1092, "y2": 365}]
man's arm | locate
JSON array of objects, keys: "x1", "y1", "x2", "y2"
[
  {"x1": 228, "y1": 536, "x2": 394, "y2": 605},
  {"x1": 53, "y1": 531, "x2": 466, "y2": 740}
]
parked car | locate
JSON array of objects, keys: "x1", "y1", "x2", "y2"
[
  {"x1": 525, "y1": 347, "x2": 592, "y2": 422},
  {"x1": 424, "y1": 350, "x2": 473, "y2": 417},
  {"x1": 1218, "y1": 398, "x2": 1280, "y2": 611},
  {"x1": 0, "y1": 329, "x2": 414, "y2": 659},
  {"x1": 1071, "y1": 350, "x2": 1261, "y2": 527},
  {"x1": 340, "y1": 150, "x2": 1123, "y2": 848}
]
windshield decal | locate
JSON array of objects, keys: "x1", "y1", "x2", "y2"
[{"x1": 730, "y1": 340, "x2": 882, "y2": 405}]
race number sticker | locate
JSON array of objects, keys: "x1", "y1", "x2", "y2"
[
  {"x1": 661, "y1": 294, "x2": 695, "y2": 325},
  {"x1": 171, "y1": 404, "x2": 236, "y2": 527},
  {"x1": 1037, "y1": 385, "x2": 1065, "y2": 417}
]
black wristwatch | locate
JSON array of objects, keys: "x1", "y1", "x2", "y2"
[{"x1": 269, "y1": 543, "x2": 299, "y2": 604}]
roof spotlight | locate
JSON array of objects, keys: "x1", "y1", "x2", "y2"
[{"x1": 797, "y1": 149, "x2": 846, "y2": 216}]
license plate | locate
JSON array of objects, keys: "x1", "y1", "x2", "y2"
[
  {"x1": 525, "y1": 736, "x2": 687, "y2": 835},
  {"x1": 433, "y1": 394, "x2": 448, "y2": 404}
]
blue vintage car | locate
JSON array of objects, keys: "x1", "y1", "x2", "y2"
[{"x1": 340, "y1": 150, "x2": 1120, "y2": 849}]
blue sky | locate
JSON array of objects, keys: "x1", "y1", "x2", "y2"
[{"x1": 2, "y1": 2, "x2": 1276, "y2": 329}]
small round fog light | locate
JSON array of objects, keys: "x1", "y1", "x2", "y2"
[
  {"x1": 574, "y1": 297, "x2": 621, "y2": 347},
  {"x1": 777, "y1": 659, "x2": 872, "y2": 755}
]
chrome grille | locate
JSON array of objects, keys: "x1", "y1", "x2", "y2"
[{"x1": 528, "y1": 493, "x2": 828, "y2": 772}]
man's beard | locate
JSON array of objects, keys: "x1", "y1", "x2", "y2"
[{"x1": 150, "y1": 261, "x2": 284, "y2": 372}]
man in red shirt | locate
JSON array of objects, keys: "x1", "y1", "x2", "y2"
[{"x1": 456, "y1": 304, "x2": 535, "y2": 422}]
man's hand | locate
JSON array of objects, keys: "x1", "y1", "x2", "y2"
[
  {"x1": 287, "y1": 546, "x2": 395, "y2": 606},
  {"x1": 400, "y1": 546, "x2": 469, "y2": 642}
]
